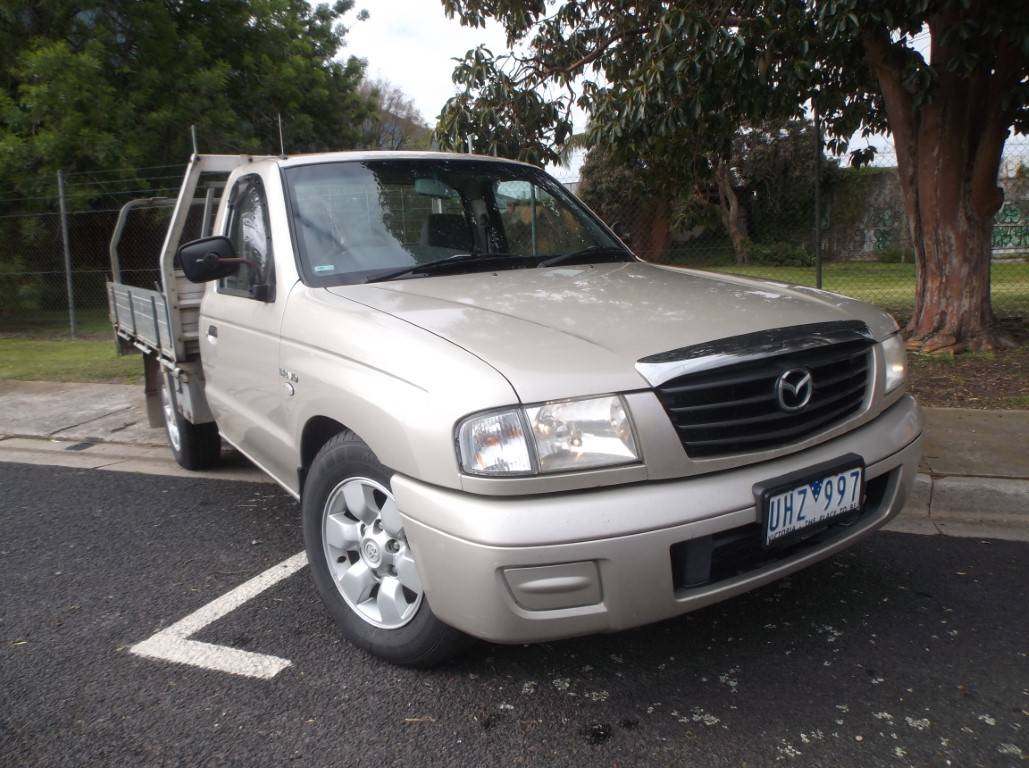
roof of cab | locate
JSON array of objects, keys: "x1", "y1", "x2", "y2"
[{"x1": 273, "y1": 150, "x2": 534, "y2": 169}]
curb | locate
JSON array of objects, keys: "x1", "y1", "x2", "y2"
[{"x1": 887, "y1": 472, "x2": 1029, "y2": 542}]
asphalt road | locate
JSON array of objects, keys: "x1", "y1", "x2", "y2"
[{"x1": 1, "y1": 462, "x2": 1026, "y2": 767}]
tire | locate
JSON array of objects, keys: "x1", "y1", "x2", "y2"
[
  {"x1": 302, "y1": 431, "x2": 471, "y2": 667},
  {"x1": 160, "y1": 379, "x2": 221, "y2": 471}
]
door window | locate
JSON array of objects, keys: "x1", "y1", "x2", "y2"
[{"x1": 221, "y1": 175, "x2": 274, "y2": 298}]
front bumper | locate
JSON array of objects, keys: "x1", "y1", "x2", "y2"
[{"x1": 393, "y1": 395, "x2": 923, "y2": 644}]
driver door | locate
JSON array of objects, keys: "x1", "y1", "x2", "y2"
[{"x1": 201, "y1": 172, "x2": 293, "y2": 481}]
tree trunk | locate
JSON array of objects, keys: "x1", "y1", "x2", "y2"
[
  {"x1": 862, "y1": 21, "x2": 1016, "y2": 353},
  {"x1": 713, "y1": 161, "x2": 748, "y2": 264},
  {"x1": 631, "y1": 192, "x2": 670, "y2": 262},
  {"x1": 906, "y1": 186, "x2": 996, "y2": 353}
]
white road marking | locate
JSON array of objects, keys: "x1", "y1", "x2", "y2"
[{"x1": 130, "y1": 551, "x2": 308, "y2": 679}]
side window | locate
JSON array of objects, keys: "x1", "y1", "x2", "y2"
[{"x1": 221, "y1": 176, "x2": 274, "y2": 298}]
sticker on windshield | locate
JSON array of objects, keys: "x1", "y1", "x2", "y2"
[{"x1": 313, "y1": 265, "x2": 336, "y2": 273}]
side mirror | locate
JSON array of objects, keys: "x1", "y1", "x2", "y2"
[
  {"x1": 177, "y1": 236, "x2": 244, "y2": 283},
  {"x1": 612, "y1": 221, "x2": 632, "y2": 245}
]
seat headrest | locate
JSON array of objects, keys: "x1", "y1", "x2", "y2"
[{"x1": 421, "y1": 213, "x2": 472, "y2": 251}]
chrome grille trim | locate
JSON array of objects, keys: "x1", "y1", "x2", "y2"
[
  {"x1": 648, "y1": 328, "x2": 874, "y2": 459},
  {"x1": 635, "y1": 320, "x2": 873, "y2": 388}
]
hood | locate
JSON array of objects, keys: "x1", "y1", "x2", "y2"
[{"x1": 328, "y1": 262, "x2": 895, "y2": 404}]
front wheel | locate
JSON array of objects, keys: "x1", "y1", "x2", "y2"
[
  {"x1": 302, "y1": 431, "x2": 470, "y2": 667},
  {"x1": 160, "y1": 380, "x2": 221, "y2": 470}
]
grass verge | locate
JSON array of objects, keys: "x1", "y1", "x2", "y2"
[
  {"x1": 0, "y1": 308, "x2": 143, "y2": 384},
  {"x1": 2, "y1": 284, "x2": 1027, "y2": 403},
  {"x1": 0, "y1": 307, "x2": 113, "y2": 337},
  {"x1": 0, "y1": 338, "x2": 142, "y2": 384},
  {"x1": 680, "y1": 259, "x2": 1029, "y2": 317}
]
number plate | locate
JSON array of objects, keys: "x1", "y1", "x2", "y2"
[{"x1": 754, "y1": 454, "x2": 865, "y2": 548}]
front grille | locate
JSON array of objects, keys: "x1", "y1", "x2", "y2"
[{"x1": 655, "y1": 339, "x2": 873, "y2": 458}]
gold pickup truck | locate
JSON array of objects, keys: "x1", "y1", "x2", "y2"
[{"x1": 108, "y1": 152, "x2": 922, "y2": 666}]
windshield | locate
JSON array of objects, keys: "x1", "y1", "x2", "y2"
[{"x1": 282, "y1": 159, "x2": 625, "y2": 284}]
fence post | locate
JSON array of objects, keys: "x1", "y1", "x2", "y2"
[
  {"x1": 813, "y1": 97, "x2": 823, "y2": 290},
  {"x1": 56, "y1": 169, "x2": 76, "y2": 337}
]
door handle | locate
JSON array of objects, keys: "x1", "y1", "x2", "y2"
[{"x1": 207, "y1": 324, "x2": 218, "y2": 343}]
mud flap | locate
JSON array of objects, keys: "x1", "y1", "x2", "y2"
[{"x1": 143, "y1": 353, "x2": 164, "y2": 428}]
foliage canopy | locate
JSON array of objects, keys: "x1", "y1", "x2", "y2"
[
  {"x1": 0, "y1": 0, "x2": 375, "y2": 203},
  {"x1": 437, "y1": 1, "x2": 1026, "y2": 176}
]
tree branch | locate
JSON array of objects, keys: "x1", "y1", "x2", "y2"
[
  {"x1": 860, "y1": 27, "x2": 917, "y2": 157},
  {"x1": 861, "y1": 25, "x2": 925, "y2": 255},
  {"x1": 510, "y1": 3, "x2": 749, "y2": 88},
  {"x1": 970, "y1": 33, "x2": 1019, "y2": 219},
  {"x1": 526, "y1": 27, "x2": 646, "y2": 83}
]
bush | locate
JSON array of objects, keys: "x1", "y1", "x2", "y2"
[
  {"x1": 875, "y1": 247, "x2": 915, "y2": 264},
  {"x1": 0, "y1": 251, "x2": 43, "y2": 316},
  {"x1": 746, "y1": 242, "x2": 814, "y2": 266}
]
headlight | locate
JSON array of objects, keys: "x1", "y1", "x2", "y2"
[
  {"x1": 881, "y1": 334, "x2": 907, "y2": 393},
  {"x1": 525, "y1": 396, "x2": 639, "y2": 473},
  {"x1": 456, "y1": 395, "x2": 640, "y2": 476}
]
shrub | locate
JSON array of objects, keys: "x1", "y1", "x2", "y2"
[
  {"x1": 746, "y1": 242, "x2": 814, "y2": 266},
  {"x1": 0, "y1": 252, "x2": 43, "y2": 315},
  {"x1": 875, "y1": 247, "x2": 915, "y2": 264}
]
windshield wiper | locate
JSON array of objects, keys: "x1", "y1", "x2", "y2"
[
  {"x1": 536, "y1": 245, "x2": 634, "y2": 268},
  {"x1": 366, "y1": 252, "x2": 536, "y2": 283}
]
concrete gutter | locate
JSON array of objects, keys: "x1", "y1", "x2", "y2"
[
  {"x1": 1, "y1": 381, "x2": 1026, "y2": 539},
  {"x1": 0, "y1": 380, "x2": 266, "y2": 484},
  {"x1": 882, "y1": 408, "x2": 1029, "y2": 542},
  {"x1": 0, "y1": 435, "x2": 270, "y2": 484},
  {"x1": 0, "y1": 380, "x2": 165, "y2": 447}
]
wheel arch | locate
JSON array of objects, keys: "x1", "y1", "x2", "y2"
[{"x1": 298, "y1": 415, "x2": 356, "y2": 494}]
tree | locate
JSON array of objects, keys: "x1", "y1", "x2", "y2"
[
  {"x1": 577, "y1": 143, "x2": 672, "y2": 259},
  {"x1": 359, "y1": 79, "x2": 432, "y2": 150},
  {"x1": 437, "y1": 1, "x2": 1028, "y2": 352},
  {"x1": 736, "y1": 121, "x2": 841, "y2": 251},
  {"x1": 0, "y1": 0, "x2": 375, "y2": 204},
  {"x1": 579, "y1": 120, "x2": 837, "y2": 264}
]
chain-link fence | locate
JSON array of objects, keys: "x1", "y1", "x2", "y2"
[
  {"x1": 576, "y1": 135, "x2": 1029, "y2": 322},
  {"x1": 2, "y1": 142, "x2": 1027, "y2": 339},
  {"x1": 0, "y1": 167, "x2": 185, "y2": 336}
]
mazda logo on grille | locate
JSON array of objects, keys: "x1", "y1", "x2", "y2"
[{"x1": 776, "y1": 368, "x2": 814, "y2": 412}]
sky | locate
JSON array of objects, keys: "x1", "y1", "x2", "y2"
[
  {"x1": 340, "y1": 1, "x2": 586, "y2": 181},
  {"x1": 342, "y1": 3, "x2": 505, "y2": 127}
]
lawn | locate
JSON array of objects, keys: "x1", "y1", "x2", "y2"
[
  {"x1": 0, "y1": 307, "x2": 114, "y2": 337},
  {"x1": 0, "y1": 307, "x2": 143, "y2": 384},
  {"x1": 1, "y1": 263, "x2": 1027, "y2": 388},
  {"x1": 687, "y1": 260, "x2": 1029, "y2": 317},
  {"x1": 0, "y1": 338, "x2": 143, "y2": 384}
]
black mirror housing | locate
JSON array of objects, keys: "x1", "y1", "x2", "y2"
[{"x1": 177, "y1": 236, "x2": 241, "y2": 283}]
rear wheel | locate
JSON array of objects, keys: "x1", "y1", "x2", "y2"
[
  {"x1": 302, "y1": 431, "x2": 470, "y2": 667},
  {"x1": 160, "y1": 380, "x2": 221, "y2": 470}
]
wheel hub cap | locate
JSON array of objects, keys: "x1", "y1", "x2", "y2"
[
  {"x1": 160, "y1": 384, "x2": 181, "y2": 452},
  {"x1": 361, "y1": 538, "x2": 382, "y2": 567},
  {"x1": 321, "y1": 477, "x2": 423, "y2": 630}
]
